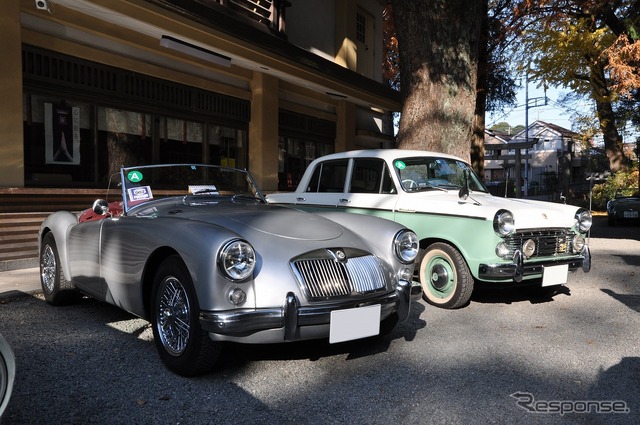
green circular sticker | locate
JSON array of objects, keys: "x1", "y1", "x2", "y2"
[
  {"x1": 394, "y1": 160, "x2": 406, "y2": 170},
  {"x1": 127, "y1": 171, "x2": 143, "y2": 183}
]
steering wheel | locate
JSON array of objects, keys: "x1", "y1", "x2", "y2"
[{"x1": 402, "y1": 179, "x2": 418, "y2": 190}]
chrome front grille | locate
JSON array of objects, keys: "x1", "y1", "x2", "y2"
[
  {"x1": 292, "y1": 252, "x2": 387, "y2": 300},
  {"x1": 504, "y1": 229, "x2": 574, "y2": 258}
]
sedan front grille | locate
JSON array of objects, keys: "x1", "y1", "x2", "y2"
[
  {"x1": 291, "y1": 251, "x2": 387, "y2": 301},
  {"x1": 504, "y1": 228, "x2": 575, "y2": 258}
]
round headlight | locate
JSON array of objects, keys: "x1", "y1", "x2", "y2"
[
  {"x1": 494, "y1": 210, "x2": 515, "y2": 236},
  {"x1": 218, "y1": 239, "x2": 256, "y2": 281},
  {"x1": 394, "y1": 230, "x2": 419, "y2": 264},
  {"x1": 573, "y1": 234, "x2": 585, "y2": 252},
  {"x1": 575, "y1": 208, "x2": 592, "y2": 233},
  {"x1": 495, "y1": 242, "x2": 510, "y2": 258}
]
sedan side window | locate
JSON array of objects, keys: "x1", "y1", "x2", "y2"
[
  {"x1": 350, "y1": 159, "x2": 396, "y2": 194},
  {"x1": 306, "y1": 160, "x2": 349, "y2": 193}
]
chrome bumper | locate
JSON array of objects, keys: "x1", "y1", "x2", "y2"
[
  {"x1": 478, "y1": 245, "x2": 591, "y2": 282},
  {"x1": 199, "y1": 280, "x2": 421, "y2": 340}
]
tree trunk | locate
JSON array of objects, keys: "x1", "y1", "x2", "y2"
[
  {"x1": 590, "y1": 60, "x2": 630, "y2": 173},
  {"x1": 391, "y1": 0, "x2": 485, "y2": 163},
  {"x1": 471, "y1": 0, "x2": 489, "y2": 178}
]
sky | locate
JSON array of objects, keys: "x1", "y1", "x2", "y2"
[{"x1": 487, "y1": 84, "x2": 592, "y2": 134}]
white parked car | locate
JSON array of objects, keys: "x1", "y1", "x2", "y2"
[{"x1": 268, "y1": 149, "x2": 592, "y2": 309}]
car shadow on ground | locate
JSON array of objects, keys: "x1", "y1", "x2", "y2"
[
  {"x1": 601, "y1": 289, "x2": 640, "y2": 313},
  {"x1": 470, "y1": 284, "x2": 571, "y2": 306}
]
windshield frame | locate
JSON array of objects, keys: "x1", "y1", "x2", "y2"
[
  {"x1": 119, "y1": 164, "x2": 265, "y2": 215},
  {"x1": 392, "y1": 156, "x2": 488, "y2": 194}
]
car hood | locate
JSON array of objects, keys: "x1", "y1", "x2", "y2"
[
  {"x1": 397, "y1": 191, "x2": 580, "y2": 229},
  {"x1": 167, "y1": 202, "x2": 344, "y2": 241}
]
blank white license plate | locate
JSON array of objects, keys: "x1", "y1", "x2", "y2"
[
  {"x1": 329, "y1": 304, "x2": 381, "y2": 344},
  {"x1": 624, "y1": 211, "x2": 638, "y2": 218},
  {"x1": 542, "y1": 264, "x2": 569, "y2": 287}
]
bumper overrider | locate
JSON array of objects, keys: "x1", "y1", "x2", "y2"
[
  {"x1": 200, "y1": 279, "x2": 422, "y2": 340},
  {"x1": 478, "y1": 245, "x2": 591, "y2": 282}
]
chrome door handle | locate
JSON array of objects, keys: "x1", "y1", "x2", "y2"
[
  {"x1": 296, "y1": 197, "x2": 305, "y2": 202},
  {"x1": 339, "y1": 198, "x2": 349, "y2": 203}
]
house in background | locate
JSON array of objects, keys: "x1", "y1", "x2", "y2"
[{"x1": 484, "y1": 120, "x2": 592, "y2": 199}]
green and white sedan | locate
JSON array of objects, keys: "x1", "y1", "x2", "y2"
[{"x1": 267, "y1": 149, "x2": 592, "y2": 309}]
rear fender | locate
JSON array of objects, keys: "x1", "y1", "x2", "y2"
[{"x1": 39, "y1": 211, "x2": 78, "y2": 281}]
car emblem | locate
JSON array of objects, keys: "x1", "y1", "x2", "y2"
[
  {"x1": 327, "y1": 249, "x2": 347, "y2": 262},
  {"x1": 542, "y1": 213, "x2": 548, "y2": 220}
]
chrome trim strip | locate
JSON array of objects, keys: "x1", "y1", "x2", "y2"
[{"x1": 478, "y1": 256, "x2": 587, "y2": 280}]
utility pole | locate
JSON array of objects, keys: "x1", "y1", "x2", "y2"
[{"x1": 523, "y1": 66, "x2": 547, "y2": 198}]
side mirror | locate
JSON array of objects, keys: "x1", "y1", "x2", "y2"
[
  {"x1": 458, "y1": 170, "x2": 469, "y2": 200},
  {"x1": 92, "y1": 199, "x2": 110, "y2": 216}
]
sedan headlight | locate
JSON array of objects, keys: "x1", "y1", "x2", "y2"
[
  {"x1": 493, "y1": 210, "x2": 515, "y2": 236},
  {"x1": 394, "y1": 230, "x2": 419, "y2": 264},
  {"x1": 218, "y1": 239, "x2": 256, "y2": 281},
  {"x1": 575, "y1": 208, "x2": 592, "y2": 233}
]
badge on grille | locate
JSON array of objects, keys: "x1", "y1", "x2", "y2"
[{"x1": 327, "y1": 249, "x2": 347, "y2": 262}]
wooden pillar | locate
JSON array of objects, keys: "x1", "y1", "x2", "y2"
[
  {"x1": 335, "y1": 100, "x2": 356, "y2": 152},
  {"x1": 0, "y1": 1, "x2": 24, "y2": 187},
  {"x1": 249, "y1": 72, "x2": 279, "y2": 192}
]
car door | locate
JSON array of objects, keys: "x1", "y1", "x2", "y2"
[
  {"x1": 291, "y1": 159, "x2": 350, "y2": 208},
  {"x1": 67, "y1": 218, "x2": 107, "y2": 297},
  {"x1": 339, "y1": 158, "x2": 398, "y2": 221}
]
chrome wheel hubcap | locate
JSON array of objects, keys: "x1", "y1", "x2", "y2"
[
  {"x1": 157, "y1": 277, "x2": 191, "y2": 356},
  {"x1": 41, "y1": 245, "x2": 56, "y2": 294}
]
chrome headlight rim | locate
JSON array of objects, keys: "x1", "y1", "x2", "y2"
[
  {"x1": 575, "y1": 208, "x2": 592, "y2": 233},
  {"x1": 494, "y1": 209, "x2": 515, "y2": 236},
  {"x1": 217, "y1": 239, "x2": 256, "y2": 282},
  {"x1": 394, "y1": 230, "x2": 419, "y2": 264}
]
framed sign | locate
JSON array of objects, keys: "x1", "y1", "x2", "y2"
[{"x1": 45, "y1": 102, "x2": 80, "y2": 165}]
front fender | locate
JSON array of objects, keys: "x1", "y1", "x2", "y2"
[{"x1": 39, "y1": 211, "x2": 78, "y2": 282}]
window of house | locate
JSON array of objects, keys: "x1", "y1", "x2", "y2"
[
  {"x1": 278, "y1": 137, "x2": 334, "y2": 191},
  {"x1": 356, "y1": 13, "x2": 366, "y2": 43},
  {"x1": 208, "y1": 125, "x2": 247, "y2": 169}
]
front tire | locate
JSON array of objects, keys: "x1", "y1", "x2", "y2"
[
  {"x1": 40, "y1": 232, "x2": 80, "y2": 305},
  {"x1": 419, "y1": 242, "x2": 474, "y2": 309},
  {"x1": 151, "y1": 256, "x2": 221, "y2": 376}
]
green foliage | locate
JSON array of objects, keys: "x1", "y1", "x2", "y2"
[
  {"x1": 489, "y1": 121, "x2": 514, "y2": 134},
  {"x1": 591, "y1": 167, "x2": 639, "y2": 210}
]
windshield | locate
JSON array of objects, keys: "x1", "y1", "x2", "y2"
[
  {"x1": 120, "y1": 164, "x2": 264, "y2": 213},
  {"x1": 393, "y1": 157, "x2": 487, "y2": 193}
]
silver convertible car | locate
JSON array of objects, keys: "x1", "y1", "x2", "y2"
[
  {"x1": 267, "y1": 149, "x2": 592, "y2": 309},
  {"x1": 38, "y1": 164, "x2": 420, "y2": 376}
]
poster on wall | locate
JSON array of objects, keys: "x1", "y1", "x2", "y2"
[{"x1": 45, "y1": 102, "x2": 81, "y2": 165}]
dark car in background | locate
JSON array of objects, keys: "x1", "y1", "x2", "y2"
[{"x1": 607, "y1": 188, "x2": 640, "y2": 226}]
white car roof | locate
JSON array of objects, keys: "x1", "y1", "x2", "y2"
[{"x1": 311, "y1": 149, "x2": 467, "y2": 164}]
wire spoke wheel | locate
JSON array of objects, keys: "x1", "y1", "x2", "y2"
[
  {"x1": 151, "y1": 256, "x2": 221, "y2": 376},
  {"x1": 40, "y1": 244, "x2": 57, "y2": 295},
  {"x1": 156, "y1": 277, "x2": 191, "y2": 356}
]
